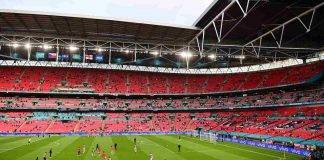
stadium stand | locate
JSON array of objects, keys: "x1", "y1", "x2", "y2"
[
  {"x1": 0, "y1": 88, "x2": 322, "y2": 110},
  {"x1": 0, "y1": 61, "x2": 322, "y2": 95},
  {"x1": 0, "y1": 106, "x2": 322, "y2": 141}
]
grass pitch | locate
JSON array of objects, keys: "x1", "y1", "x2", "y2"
[{"x1": 0, "y1": 135, "x2": 304, "y2": 160}]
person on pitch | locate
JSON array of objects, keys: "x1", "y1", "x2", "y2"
[
  {"x1": 114, "y1": 143, "x2": 117, "y2": 151},
  {"x1": 49, "y1": 148, "x2": 52, "y2": 158}
]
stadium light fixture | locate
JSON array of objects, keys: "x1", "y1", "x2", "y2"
[
  {"x1": 43, "y1": 44, "x2": 51, "y2": 50},
  {"x1": 151, "y1": 51, "x2": 159, "y2": 56},
  {"x1": 237, "y1": 55, "x2": 246, "y2": 59},
  {"x1": 69, "y1": 45, "x2": 78, "y2": 51},
  {"x1": 24, "y1": 43, "x2": 31, "y2": 49},
  {"x1": 208, "y1": 54, "x2": 216, "y2": 59},
  {"x1": 180, "y1": 51, "x2": 192, "y2": 58},
  {"x1": 96, "y1": 47, "x2": 103, "y2": 52},
  {"x1": 12, "y1": 42, "x2": 19, "y2": 48}
]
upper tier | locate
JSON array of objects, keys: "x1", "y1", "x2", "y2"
[{"x1": 0, "y1": 61, "x2": 322, "y2": 95}]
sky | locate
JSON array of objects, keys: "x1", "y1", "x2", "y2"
[{"x1": 0, "y1": 0, "x2": 214, "y2": 27}]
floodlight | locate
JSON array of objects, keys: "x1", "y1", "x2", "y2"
[
  {"x1": 96, "y1": 47, "x2": 103, "y2": 52},
  {"x1": 69, "y1": 45, "x2": 78, "y2": 51},
  {"x1": 180, "y1": 51, "x2": 192, "y2": 58},
  {"x1": 43, "y1": 44, "x2": 51, "y2": 50},
  {"x1": 237, "y1": 55, "x2": 245, "y2": 59},
  {"x1": 12, "y1": 43, "x2": 19, "y2": 48},
  {"x1": 151, "y1": 51, "x2": 159, "y2": 56},
  {"x1": 24, "y1": 43, "x2": 31, "y2": 49},
  {"x1": 208, "y1": 54, "x2": 216, "y2": 59}
]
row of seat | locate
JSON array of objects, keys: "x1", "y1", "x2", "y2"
[
  {"x1": 1, "y1": 89, "x2": 322, "y2": 110},
  {"x1": 0, "y1": 62, "x2": 322, "y2": 94},
  {"x1": 0, "y1": 106, "x2": 322, "y2": 140}
]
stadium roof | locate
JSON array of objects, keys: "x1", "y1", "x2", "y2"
[
  {"x1": 193, "y1": 0, "x2": 324, "y2": 48},
  {"x1": 1, "y1": 0, "x2": 322, "y2": 48},
  {"x1": 0, "y1": 0, "x2": 214, "y2": 27},
  {"x1": 0, "y1": 9, "x2": 199, "y2": 45}
]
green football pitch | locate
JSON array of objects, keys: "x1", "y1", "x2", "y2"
[{"x1": 0, "y1": 135, "x2": 304, "y2": 160}]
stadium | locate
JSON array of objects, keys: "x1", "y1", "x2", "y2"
[{"x1": 0, "y1": 0, "x2": 323, "y2": 160}]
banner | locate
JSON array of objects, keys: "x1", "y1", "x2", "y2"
[
  {"x1": 59, "y1": 54, "x2": 69, "y2": 60},
  {"x1": 35, "y1": 52, "x2": 45, "y2": 59},
  {"x1": 85, "y1": 54, "x2": 93, "y2": 60},
  {"x1": 95, "y1": 54, "x2": 103, "y2": 62},
  {"x1": 48, "y1": 52, "x2": 57, "y2": 59},
  {"x1": 72, "y1": 54, "x2": 81, "y2": 60}
]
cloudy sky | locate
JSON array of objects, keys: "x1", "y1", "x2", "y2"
[{"x1": 0, "y1": 0, "x2": 214, "y2": 27}]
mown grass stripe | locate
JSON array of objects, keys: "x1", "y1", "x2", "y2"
[
  {"x1": 16, "y1": 136, "x2": 78, "y2": 160},
  {"x1": 180, "y1": 135, "x2": 302, "y2": 160},
  {"x1": 145, "y1": 135, "x2": 219, "y2": 160},
  {"x1": 168, "y1": 135, "x2": 262, "y2": 160},
  {"x1": 96, "y1": 136, "x2": 117, "y2": 160},
  {"x1": 0, "y1": 136, "x2": 46, "y2": 154},
  {"x1": 125, "y1": 135, "x2": 149, "y2": 159},
  {"x1": 51, "y1": 136, "x2": 94, "y2": 160},
  {"x1": 181, "y1": 135, "x2": 269, "y2": 160},
  {"x1": 0, "y1": 136, "x2": 28, "y2": 145},
  {"x1": 110, "y1": 135, "x2": 147, "y2": 160},
  {"x1": 139, "y1": 135, "x2": 187, "y2": 160},
  {"x1": 161, "y1": 135, "x2": 246, "y2": 160},
  {"x1": 83, "y1": 136, "x2": 100, "y2": 160},
  {"x1": 0, "y1": 136, "x2": 61, "y2": 160}
]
